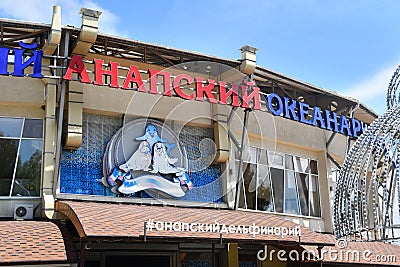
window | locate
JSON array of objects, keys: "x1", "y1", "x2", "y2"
[
  {"x1": 237, "y1": 147, "x2": 321, "y2": 217},
  {"x1": 0, "y1": 117, "x2": 43, "y2": 197}
]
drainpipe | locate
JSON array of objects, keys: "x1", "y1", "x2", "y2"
[
  {"x1": 42, "y1": 78, "x2": 58, "y2": 219},
  {"x1": 234, "y1": 108, "x2": 251, "y2": 210},
  {"x1": 212, "y1": 44, "x2": 259, "y2": 163},
  {"x1": 41, "y1": 6, "x2": 61, "y2": 219},
  {"x1": 64, "y1": 8, "x2": 101, "y2": 150},
  {"x1": 71, "y1": 8, "x2": 102, "y2": 56},
  {"x1": 42, "y1": 6, "x2": 61, "y2": 56},
  {"x1": 52, "y1": 30, "x2": 70, "y2": 197},
  {"x1": 234, "y1": 45, "x2": 258, "y2": 210},
  {"x1": 239, "y1": 45, "x2": 258, "y2": 75},
  {"x1": 212, "y1": 104, "x2": 230, "y2": 163}
]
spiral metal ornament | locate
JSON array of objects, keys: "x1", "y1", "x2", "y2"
[
  {"x1": 387, "y1": 65, "x2": 400, "y2": 110},
  {"x1": 334, "y1": 82, "x2": 400, "y2": 241}
]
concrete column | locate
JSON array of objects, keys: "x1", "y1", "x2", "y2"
[
  {"x1": 64, "y1": 82, "x2": 83, "y2": 150},
  {"x1": 222, "y1": 243, "x2": 238, "y2": 267},
  {"x1": 212, "y1": 104, "x2": 230, "y2": 163}
]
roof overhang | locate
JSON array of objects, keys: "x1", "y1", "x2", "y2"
[
  {"x1": 0, "y1": 221, "x2": 73, "y2": 265},
  {"x1": 303, "y1": 235, "x2": 400, "y2": 266},
  {"x1": 56, "y1": 200, "x2": 334, "y2": 247}
]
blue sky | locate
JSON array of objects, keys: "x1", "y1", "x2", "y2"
[{"x1": 0, "y1": 0, "x2": 399, "y2": 115}]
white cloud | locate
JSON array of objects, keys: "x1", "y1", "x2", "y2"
[
  {"x1": 343, "y1": 62, "x2": 399, "y2": 103},
  {"x1": 0, "y1": 0, "x2": 122, "y2": 36},
  {"x1": 55, "y1": 0, "x2": 122, "y2": 36},
  {"x1": 0, "y1": 0, "x2": 55, "y2": 22}
]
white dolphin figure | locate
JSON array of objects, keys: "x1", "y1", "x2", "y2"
[
  {"x1": 151, "y1": 142, "x2": 184, "y2": 176},
  {"x1": 136, "y1": 124, "x2": 176, "y2": 153},
  {"x1": 119, "y1": 141, "x2": 152, "y2": 172}
]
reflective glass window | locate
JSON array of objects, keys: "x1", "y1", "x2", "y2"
[
  {"x1": 271, "y1": 167, "x2": 284, "y2": 213},
  {"x1": 268, "y1": 151, "x2": 284, "y2": 168},
  {"x1": 293, "y1": 156, "x2": 309, "y2": 173},
  {"x1": 257, "y1": 165, "x2": 274, "y2": 211},
  {"x1": 243, "y1": 147, "x2": 257, "y2": 163},
  {"x1": 310, "y1": 160, "x2": 318, "y2": 175},
  {"x1": 285, "y1": 154, "x2": 294, "y2": 170},
  {"x1": 242, "y1": 162, "x2": 257, "y2": 209},
  {"x1": 0, "y1": 117, "x2": 43, "y2": 197},
  {"x1": 238, "y1": 146, "x2": 320, "y2": 217},
  {"x1": 11, "y1": 140, "x2": 43, "y2": 196},
  {"x1": 22, "y1": 119, "x2": 43, "y2": 138},
  {"x1": 310, "y1": 175, "x2": 321, "y2": 217},
  {"x1": 296, "y1": 173, "x2": 309, "y2": 216},
  {"x1": 284, "y1": 171, "x2": 300, "y2": 215},
  {"x1": 0, "y1": 117, "x2": 23, "y2": 137},
  {"x1": 0, "y1": 139, "x2": 19, "y2": 195}
]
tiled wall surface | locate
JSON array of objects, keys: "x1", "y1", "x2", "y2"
[{"x1": 60, "y1": 114, "x2": 223, "y2": 203}]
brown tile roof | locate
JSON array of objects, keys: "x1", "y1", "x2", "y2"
[
  {"x1": 303, "y1": 235, "x2": 400, "y2": 266},
  {"x1": 55, "y1": 220, "x2": 79, "y2": 263},
  {"x1": 56, "y1": 200, "x2": 334, "y2": 246},
  {"x1": 0, "y1": 220, "x2": 69, "y2": 264}
]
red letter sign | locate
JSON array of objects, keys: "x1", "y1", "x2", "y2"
[
  {"x1": 148, "y1": 69, "x2": 172, "y2": 96},
  {"x1": 173, "y1": 74, "x2": 194, "y2": 100},
  {"x1": 219, "y1": 82, "x2": 240, "y2": 107},
  {"x1": 122, "y1": 65, "x2": 145, "y2": 91},
  {"x1": 241, "y1": 81, "x2": 261, "y2": 110},
  {"x1": 63, "y1": 55, "x2": 91, "y2": 83},
  {"x1": 196, "y1": 78, "x2": 217, "y2": 103},
  {"x1": 93, "y1": 59, "x2": 119, "y2": 88}
]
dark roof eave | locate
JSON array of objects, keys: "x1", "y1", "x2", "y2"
[
  {"x1": 0, "y1": 260, "x2": 71, "y2": 266},
  {"x1": 0, "y1": 18, "x2": 51, "y2": 30},
  {"x1": 82, "y1": 235, "x2": 334, "y2": 247}
]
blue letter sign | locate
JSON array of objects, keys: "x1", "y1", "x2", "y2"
[{"x1": 0, "y1": 41, "x2": 43, "y2": 78}]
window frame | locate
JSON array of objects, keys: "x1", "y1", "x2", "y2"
[
  {"x1": 238, "y1": 146, "x2": 322, "y2": 219},
  {"x1": 0, "y1": 116, "x2": 44, "y2": 199}
]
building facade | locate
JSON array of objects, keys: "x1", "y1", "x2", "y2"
[{"x1": 0, "y1": 6, "x2": 399, "y2": 267}]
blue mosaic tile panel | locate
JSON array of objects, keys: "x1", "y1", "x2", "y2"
[
  {"x1": 60, "y1": 114, "x2": 223, "y2": 203},
  {"x1": 178, "y1": 126, "x2": 223, "y2": 203},
  {"x1": 60, "y1": 113, "x2": 122, "y2": 196}
]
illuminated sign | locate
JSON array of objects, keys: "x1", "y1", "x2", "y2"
[
  {"x1": 145, "y1": 219, "x2": 301, "y2": 238},
  {"x1": 0, "y1": 42, "x2": 43, "y2": 78},
  {"x1": 63, "y1": 55, "x2": 366, "y2": 138},
  {"x1": 62, "y1": 55, "x2": 261, "y2": 110},
  {"x1": 0, "y1": 45, "x2": 366, "y2": 138},
  {"x1": 265, "y1": 93, "x2": 367, "y2": 138}
]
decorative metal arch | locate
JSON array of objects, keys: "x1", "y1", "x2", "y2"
[
  {"x1": 387, "y1": 65, "x2": 400, "y2": 110},
  {"x1": 334, "y1": 67, "x2": 400, "y2": 242}
]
